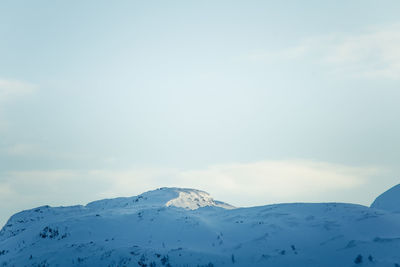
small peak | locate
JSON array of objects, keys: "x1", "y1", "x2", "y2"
[
  {"x1": 165, "y1": 188, "x2": 216, "y2": 210},
  {"x1": 86, "y1": 187, "x2": 235, "y2": 211},
  {"x1": 371, "y1": 184, "x2": 400, "y2": 212},
  {"x1": 143, "y1": 187, "x2": 235, "y2": 210}
]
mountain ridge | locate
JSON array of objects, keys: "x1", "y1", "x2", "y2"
[{"x1": 1, "y1": 185, "x2": 400, "y2": 266}]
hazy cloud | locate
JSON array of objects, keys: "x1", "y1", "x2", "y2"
[
  {"x1": 0, "y1": 160, "x2": 382, "y2": 226},
  {"x1": 177, "y1": 160, "x2": 381, "y2": 206},
  {"x1": 6, "y1": 144, "x2": 41, "y2": 156},
  {"x1": 0, "y1": 78, "x2": 36, "y2": 102},
  {"x1": 248, "y1": 23, "x2": 400, "y2": 79},
  {"x1": 0, "y1": 78, "x2": 37, "y2": 132}
]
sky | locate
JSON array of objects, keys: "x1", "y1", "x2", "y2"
[{"x1": 1, "y1": 0, "x2": 400, "y2": 226}]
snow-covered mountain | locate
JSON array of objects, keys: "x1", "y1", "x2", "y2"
[
  {"x1": 1, "y1": 185, "x2": 400, "y2": 267},
  {"x1": 370, "y1": 184, "x2": 400, "y2": 213}
]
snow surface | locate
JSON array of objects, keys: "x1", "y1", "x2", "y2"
[
  {"x1": 1, "y1": 186, "x2": 400, "y2": 267},
  {"x1": 371, "y1": 184, "x2": 400, "y2": 213}
]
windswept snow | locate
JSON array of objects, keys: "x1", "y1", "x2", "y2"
[
  {"x1": 85, "y1": 187, "x2": 235, "y2": 211},
  {"x1": 1, "y1": 186, "x2": 400, "y2": 267},
  {"x1": 164, "y1": 188, "x2": 235, "y2": 210}
]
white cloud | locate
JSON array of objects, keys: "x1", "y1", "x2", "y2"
[
  {"x1": 248, "y1": 23, "x2": 400, "y2": 79},
  {"x1": 0, "y1": 78, "x2": 36, "y2": 102}
]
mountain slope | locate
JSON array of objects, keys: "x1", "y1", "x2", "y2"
[
  {"x1": 371, "y1": 184, "x2": 400, "y2": 213},
  {"x1": 1, "y1": 187, "x2": 400, "y2": 267}
]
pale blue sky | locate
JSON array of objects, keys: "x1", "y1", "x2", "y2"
[{"x1": 1, "y1": 1, "x2": 400, "y2": 226}]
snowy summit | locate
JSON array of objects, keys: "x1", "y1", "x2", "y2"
[
  {"x1": 1, "y1": 185, "x2": 400, "y2": 267},
  {"x1": 86, "y1": 187, "x2": 235, "y2": 211}
]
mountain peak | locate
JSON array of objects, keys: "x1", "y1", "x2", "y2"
[
  {"x1": 161, "y1": 187, "x2": 235, "y2": 210},
  {"x1": 140, "y1": 187, "x2": 235, "y2": 210},
  {"x1": 370, "y1": 184, "x2": 400, "y2": 212},
  {"x1": 86, "y1": 187, "x2": 235, "y2": 211}
]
